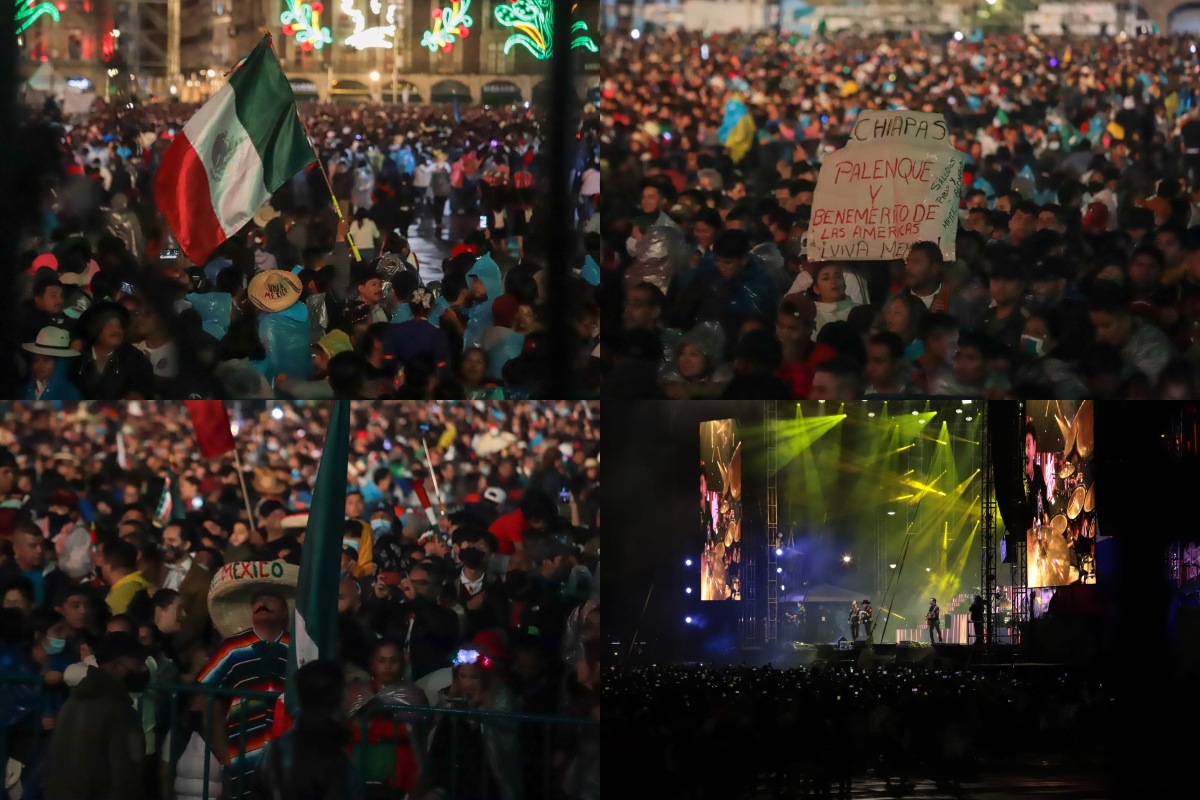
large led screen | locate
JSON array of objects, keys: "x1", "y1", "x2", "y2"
[
  {"x1": 700, "y1": 419, "x2": 741, "y2": 601},
  {"x1": 1025, "y1": 401, "x2": 1096, "y2": 587}
]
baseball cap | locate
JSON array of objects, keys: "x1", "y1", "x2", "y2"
[
  {"x1": 483, "y1": 487, "x2": 506, "y2": 505},
  {"x1": 258, "y1": 499, "x2": 287, "y2": 518}
]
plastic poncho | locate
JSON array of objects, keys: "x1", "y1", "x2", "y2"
[
  {"x1": 258, "y1": 302, "x2": 311, "y2": 381},
  {"x1": 623, "y1": 225, "x2": 688, "y2": 296},
  {"x1": 352, "y1": 162, "x2": 376, "y2": 210},
  {"x1": 580, "y1": 255, "x2": 600, "y2": 286},
  {"x1": 482, "y1": 326, "x2": 525, "y2": 380},
  {"x1": 463, "y1": 254, "x2": 503, "y2": 351},
  {"x1": 187, "y1": 292, "x2": 232, "y2": 340}
]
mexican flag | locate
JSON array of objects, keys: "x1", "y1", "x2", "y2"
[
  {"x1": 183, "y1": 400, "x2": 236, "y2": 459},
  {"x1": 154, "y1": 36, "x2": 315, "y2": 264},
  {"x1": 285, "y1": 400, "x2": 350, "y2": 713},
  {"x1": 154, "y1": 467, "x2": 187, "y2": 527}
]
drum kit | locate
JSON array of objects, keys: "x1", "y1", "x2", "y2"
[{"x1": 1047, "y1": 401, "x2": 1097, "y2": 583}]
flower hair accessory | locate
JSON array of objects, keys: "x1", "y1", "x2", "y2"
[
  {"x1": 453, "y1": 649, "x2": 494, "y2": 669},
  {"x1": 410, "y1": 287, "x2": 434, "y2": 310}
]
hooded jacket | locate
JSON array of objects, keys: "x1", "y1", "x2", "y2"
[
  {"x1": 44, "y1": 667, "x2": 145, "y2": 800},
  {"x1": 464, "y1": 254, "x2": 504, "y2": 351},
  {"x1": 69, "y1": 341, "x2": 156, "y2": 400}
]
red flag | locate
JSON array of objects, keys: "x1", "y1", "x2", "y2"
[
  {"x1": 412, "y1": 481, "x2": 438, "y2": 526},
  {"x1": 184, "y1": 401, "x2": 236, "y2": 459}
]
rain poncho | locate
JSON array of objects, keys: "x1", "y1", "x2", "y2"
[
  {"x1": 188, "y1": 292, "x2": 233, "y2": 340},
  {"x1": 482, "y1": 326, "x2": 525, "y2": 379},
  {"x1": 352, "y1": 161, "x2": 376, "y2": 210},
  {"x1": 463, "y1": 254, "x2": 503, "y2": 351},
  {"x1": 258, "y1": 302, "x2": 311, "y2": 381},
  {"x1": 623, "y1": 225, "x2": 688, "y2": 296},
  {"x1": 658, "y1": 321, "x2": 734, "y2": 387}
]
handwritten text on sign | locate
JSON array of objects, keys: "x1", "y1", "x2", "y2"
[{"x1": 810, "y1": 112, "x2": 964, "y2": 262}]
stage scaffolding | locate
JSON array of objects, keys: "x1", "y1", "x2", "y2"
[
  {"x1": 761, "y1": 401, "x2": 780, "y2": 647},
  {"x1": 980, "y1": 401, "x2": 998, "y2": 646},
  {"x1": 1010, "y1": 401, "x2": 1028, "y2": 644}
]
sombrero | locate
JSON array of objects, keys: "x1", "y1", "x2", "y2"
[
  {"x1": 208, "y1": 559, "x2": 299, "y2": 638},
  {"x1": 252, "y1": 467, "x2": 288, "y2": 496},
  {"x1": 281, "y1": 513, "x2": 309, "y2": 531},
  {"x1": 247, "y1": 270, "x2": 302, "y2": 313}
]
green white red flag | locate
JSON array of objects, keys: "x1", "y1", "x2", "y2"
[{"x1": 154, "y1": 36, "x2": 315, "y2": 264}]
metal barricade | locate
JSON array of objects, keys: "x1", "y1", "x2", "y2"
[{"x1": 0, "y1": 675, "x2": 598, "y2": 800}]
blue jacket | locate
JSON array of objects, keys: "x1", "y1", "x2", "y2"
[
  {"x1": 464, "y1": 254, "x2": 504, "y2": 351},
  {"x1": 17, "y1": 360, "x2": 83, "y2": 402}
]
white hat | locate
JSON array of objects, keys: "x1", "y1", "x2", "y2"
[
  {"x1": 207, "y1": 560, "x2": 299, "y2": 638},
  {"x1": 483, "y1": 487, "x2": 506, "y2": 505},
  {"x1": 281, "y1": 513, "x2": 309, "y2": 530},
  {"x1": 22, "y1": 327, "x2": 79, "y2": 358}
]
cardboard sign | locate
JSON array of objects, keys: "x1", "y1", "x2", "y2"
[{"x1": 811, "y1": 111, "x2": 964, "y2": 262}]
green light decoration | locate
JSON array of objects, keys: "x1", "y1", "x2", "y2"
[
  {"x1": 494, "y1": 0, "x2": 597, "y2": 60},
  {"x1": 421, "y1": 0, "x2": 473, "y2": 53},
  {"x1": 280, "y1": 0, "x2": 333, "y2": 51},
  {"x1": 15, "y1": 0, "x2": 61, "y2": 34}
]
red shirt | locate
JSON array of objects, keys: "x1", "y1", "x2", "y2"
[
  {"x1": 488, "y1": 508, "x2": 530, "y2": 555},
  {"x1": 776, "y1": 343, "x2": 836, "y2": 399}
]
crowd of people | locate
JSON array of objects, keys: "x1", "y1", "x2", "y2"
[
  {"x1": 9, "y1": 97, "x2": 601, "y2": 400},
  {"x1": 601, "y1": 30, "x2": 1200, "y2": 399},
  {"x1": 605, "y1": 662, "x2": 1113, "y2": 798},
  {"x1": 0, "y1": 399, "x2": 600, "y2": 799}
]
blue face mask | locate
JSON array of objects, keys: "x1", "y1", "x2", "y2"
[
  {"x1": 45, "y1": 637, "x2": 66, "y2": 656},
  {"x1": 370, "y1": 519, "x2": 391, "y2": 535}
]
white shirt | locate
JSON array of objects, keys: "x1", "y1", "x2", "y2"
[
  {"x1": 136, "y1": 340, "x2": 179, "y2": 379},
  {"x1": 580, "y1": 168, "x2": 600, "y2": 196},
  {"x1": 34, "y1": 379, "x2": 49, "y2": 400},
  {"x1": 163, "y1": 554, "x2": 193, "y2": 591}
]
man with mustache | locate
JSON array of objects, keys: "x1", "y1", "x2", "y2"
[{"x1": 198, "y1": 560, "x2": 297, "y2": 800}]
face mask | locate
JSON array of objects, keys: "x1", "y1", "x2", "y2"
[
  {"x1": 1021, "y1": 334, "x2": 1045, "y2": 357},
  {"x1": 267, "y1": 442, "x2": 279, "y2": 452},
  {"x1": 342, "y1": 538, "x2": 360, "y2": 554},
  {"x1": 45, "y1": 637, "x2": 66, "y2": 655},
  {"x1": 370, "y1": 519, "x2": 391, "y2": 535},
  {"x1": 1048, "y1": 141, "x2": 1060, "y2": 150},
  {"x1": 124, "y1": 668, "x2": 151, "y2": 692}
]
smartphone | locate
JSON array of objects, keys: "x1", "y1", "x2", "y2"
[
  {"x1": 379, "y1": 571, "x2": 401, "y2": 586},
  {"x1": 120, "y1": 281, "x2": 136, "y2": 295},
  {"x1": 160, "y1": 248, "x2": 180, "y2": 260},
  {"x1": 478, "y1": 214, "x2": 488, "y2": 230}
]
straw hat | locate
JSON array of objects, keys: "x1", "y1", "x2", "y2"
[
  {"x1": 208, "y1": 559, "x2": 299, "y2": 638},
  {"x1": 252, "y1": 202, "x2": 282, "y2": 228},
  {"x1": 247, "y1": 270, "x2": 302, "y2": 313},
  {"x1": 23, "y1": 327, "x2": 79, "y2": 358},
  {"x1": 252, "y1": 467, "x2": 288, "y2": 496}
]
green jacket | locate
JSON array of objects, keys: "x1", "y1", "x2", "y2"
[{"x1": 44, "y1": 667, "x2": 145, "y2": 800}]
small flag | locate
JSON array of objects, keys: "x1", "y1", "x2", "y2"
[
  {"x1": 993, "y1": 109, "x2": 1009, "y2": 127},
  {"x1": 412, "y1": 481, "x2": 439, "y2": 527},
  {"x1": 154, "y1": 36, "x2": 317, "y2": 264},
  {"x1": 154, "y1": 468, "x2": 186, "y2": 527},
  {"x1": 116, "y1": 431, "x2": 128, "y2": 470}
]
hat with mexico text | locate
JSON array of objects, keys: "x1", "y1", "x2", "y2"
[
  {"x1": 247, "y1": 270, "x2": 302, "y2": 313},
  {"x1": 207, "y1": 560, "x2": 299, "y2": 638}
]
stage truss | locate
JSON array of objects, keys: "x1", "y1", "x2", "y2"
[
  {"x1": 981, "y1": 401, "x2": 998, "y2": 645},
  {"x1": 762, "y1": 400, "x2": 780, "y2": 647},
  {"x1": 1010, "y1": 401, "x2": 1028, "y2": 643}
]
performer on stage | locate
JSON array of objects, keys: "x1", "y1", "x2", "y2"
[
  {"x1": 860, "y1": 600, "x2": 873, "y2": 642},
  {"x1": 969, "y1": 594, "x2": 985, "y2": 645},
  {"x1": 926, "y1": 598, "x2": 943, "y2": 643},
  {"x1": 848, "y1": 601, "x2": 860, "y2": 641}
]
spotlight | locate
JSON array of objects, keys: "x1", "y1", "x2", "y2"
[
  {"x1": 777, "y1": 567, "x2": 783, "y2": 573},
  {"x1": 911, "y1": 410, "x2": 918, "y2": 415},
  {"x1": 843, "y1": 555, "x2": 851, "y2": 563},
  {"x1": 926, "y1": 568, "x2": 931, "y2": 572},
  {"x1": 868, "y1": 412, "x2": 876, "y2": 417},
  {"x1": 920, "y1": 420, "x2": 926, "y2": 424},
  {"x1": 956, "y1": 408, "x2": 962, "y2": 414},
  {"x1": 888, "y1": 511, "x2": 896, "y2": 515},
  {"x1": 818, "y1": 400, "x2": 825, "y2": 404},
  {"x1": 776, "y1": 548, "x2": 783, "y2": 556},
  {"x1": 781, "y1": 584, "x2": 786, "y2": 590},
  {"x1": 965, "y1": 416, "x2": 974, "y2": 421},
  {"x1": 953, "y1": 30, "x2": 963, "y2": 41},
  {"x1": 685, "y1": 616, "x2": 692, "y2": 623},
  {"x1": 685, "y1": 587, "x2": 692, "y2": 594},
  {"x1": 961, "y1": 400, "x2": 972, "y2": 404},
  {"x1": 890, "y1": 563, "x2": 897, "y2": 568},
  {"x1": 631, "y1": 28, "x2": 640, "y2": 39},
  {"x1": 271, "y1": 408, "x2": 284, "y2": 420},
  {"x1": 685, "y1": 559, "x2": 692, "y2": 566}
]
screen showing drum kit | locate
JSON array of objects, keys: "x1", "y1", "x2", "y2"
[
  {"x1": 1026, "y1": 400, "x2": 1097, "y2": 588},
  {"x1": 700, "y1": 419, "x2": 742, "y2": 602}
]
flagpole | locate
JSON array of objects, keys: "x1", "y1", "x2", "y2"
[
  {"x1": 421, "y1": 437, "x2": 442, "y2": 505},
  {"x1": 231, "y1": 447, "x2": 258, "y2": 532},
  {"x1": 263, "y1": 33, "x2": 363, "y2": 264}
]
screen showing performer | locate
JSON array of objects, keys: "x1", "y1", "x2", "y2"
[
  {"x1": 1025, "y1": 401, "x2": 1097, "y2": 588},
  {"x1": 700, "y1": 419, "x2": 742, "y2": 601}
]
